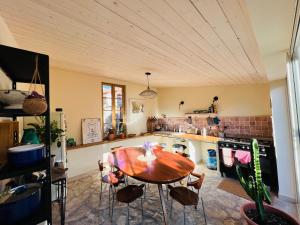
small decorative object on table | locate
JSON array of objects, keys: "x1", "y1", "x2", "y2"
[
  {"x1": 137, "y1": 142, "x2": 156, "y2": 162},
  {"x1": 237, "y1": 139, "x2": 300, "y2": 225},
  {"x1": 23, "y1": 55, "x2": 48, "y2": 115}
]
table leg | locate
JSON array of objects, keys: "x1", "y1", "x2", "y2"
[{"x1": 158, "y1": 184, "x2": 168, "y2": 225}]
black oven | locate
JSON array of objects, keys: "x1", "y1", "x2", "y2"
[{"x1": 218, "y1": 138, "x2": 278, "y2": 193}]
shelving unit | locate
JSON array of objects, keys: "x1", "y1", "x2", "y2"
[
  {"x1": 185, "y1": 113, "x2": 217, "y2": 117},
  {"x1": 0, "y1": 44, "x2": 52, "y2": 224}
]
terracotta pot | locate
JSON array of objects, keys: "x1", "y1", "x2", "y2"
[
  {"x1": 119, "y1": 133, "x2": 126, "y2": 139},
  {"x1": 108, "y1": 133, "x2": 115, "y2": 141},
  {"x1": 241, "y1": 203, "x2": 300, "y2": 225}
]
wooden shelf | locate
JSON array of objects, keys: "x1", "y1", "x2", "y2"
[
  {"x1": 0, "y1": 160, "x2": 48, "y2": 180},
  {"x1": 185, "y1": 113, "x2": 217, "y2": 117}
]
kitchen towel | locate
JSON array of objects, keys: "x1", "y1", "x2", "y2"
[
  {"x1": 235, "y1": 150, "x2": 251, "y2": 164},
  {"x1": 222, "y1": 147, "x2": 234, "y2": 167}
]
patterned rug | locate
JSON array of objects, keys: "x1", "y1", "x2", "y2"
[{"x1": 53, "y1": 165, "x2": 248, "y2": 225}]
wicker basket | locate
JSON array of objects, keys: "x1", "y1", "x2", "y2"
[{"x1": 23, "y1": 98, "x2": 47, "y2": 115}]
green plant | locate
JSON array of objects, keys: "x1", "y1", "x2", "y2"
[
  {"x1": 236, "y1": 139, "x2": 271, "y2": 224},
  {"x1": 119, "y1": 123, "x2": 126, "y2": 134},
  {"x1": 27, "y1": 116, "x2": 64, "y2": 144}
]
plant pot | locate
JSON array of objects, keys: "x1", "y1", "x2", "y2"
[
  {"x1": 241, "y1": 202, "x2": 300, "y2": 225},
  {"x1": 119, "y1": 133, "x2": 126, "y2": 139},
  {"x1": 108, "y1": 133, "x2": 115, "y2": 141}
]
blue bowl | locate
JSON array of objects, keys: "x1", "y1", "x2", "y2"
[
  {"x1": 8, "y1": 144, "x2": 45, "y2": 167},
  {"x1": 0, "y1": 183, "x2": 42, "y2": 225}
]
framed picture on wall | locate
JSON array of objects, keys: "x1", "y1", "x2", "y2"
[
  {"x1": 129, "y1": 98, "x2": 145, "y2": 114},
  {"x1": 82, "y1": 118, "x2": 102, "y2": 144}
]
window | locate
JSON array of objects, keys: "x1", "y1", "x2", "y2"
[{"x1": 102, "y1": 83, "x2": 126, "y2": 138}]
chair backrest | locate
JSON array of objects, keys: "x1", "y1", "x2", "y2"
[
  {"x1": 98, "y1": 160, "x2": 104, "y2": 172},
  {"x1": 175, "y1": 151, "x2": 189, "y2": 158},
  {"x1": 172, "y1": 143, "x2": 187, "y2": 151},
  {"x1": 188, "y1": 173, "x2": 205, "y2": 190},
  {"x1": 111, "y1": 146, "x2": 123, "y2": 152}
]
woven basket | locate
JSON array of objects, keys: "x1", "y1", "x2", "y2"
[{"x1": 23, "y1": 98, "x2": 47, "y2": 115}]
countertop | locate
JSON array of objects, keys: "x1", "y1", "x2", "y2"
[{"x1": 153, "y1": 131, "x2": 221, "y2": 143}]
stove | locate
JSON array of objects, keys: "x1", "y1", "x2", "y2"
[{"x1": 218, "y1": 136, "x2": 278, "y2": 192}]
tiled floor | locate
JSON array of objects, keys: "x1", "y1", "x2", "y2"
[{"x1": 52, "y1": 165, "x2": 298, "y2": 225}]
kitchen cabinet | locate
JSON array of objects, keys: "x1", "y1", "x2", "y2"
[{"x1": 67, "y1": 133, "x2": 219, "y2": 178}]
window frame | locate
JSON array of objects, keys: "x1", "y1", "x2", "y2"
[{"x1": 101, "y1": 82, "x2": 126, "y2": 138}]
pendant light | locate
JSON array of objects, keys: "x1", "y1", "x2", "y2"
[{"x1": 139, "y1": 72, "x2": 157, "y2": 99}]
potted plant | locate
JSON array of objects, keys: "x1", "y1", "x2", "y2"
[
  {"x1": 237, "y1": 139, "x2": 300, "y2": 225},
  {"x1": 108, "y1": 128, "x2": 115, "y2": 141},
  {"x1": 119, "y1": 124, "x2": 126, "y2": 139},
  {"x1": 27, "y1": 116, "x2": 64, "y2": 145}
]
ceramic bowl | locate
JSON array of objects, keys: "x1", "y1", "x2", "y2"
[{"x1": 0, "y1": 90, "x2": 29, "y2": 108}]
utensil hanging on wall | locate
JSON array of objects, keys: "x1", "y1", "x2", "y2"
[{"x1": 23, "y1": 55, "x2": 48, "y2": 115}]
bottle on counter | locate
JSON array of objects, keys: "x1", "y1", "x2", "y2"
[{"x1": 201, "y1": 127, "x2": 207, "y2": 136}]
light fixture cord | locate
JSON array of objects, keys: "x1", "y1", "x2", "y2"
[{"x1": 147, "y1": 74, "x2": 150, "y2": 89}]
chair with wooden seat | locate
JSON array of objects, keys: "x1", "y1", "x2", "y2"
[
  {"x1": 111, "y1": 184, "x2": 145, "y2": 224},
  {"x1": 168, "y1": 173, "x2": 206, "y2": 225}
]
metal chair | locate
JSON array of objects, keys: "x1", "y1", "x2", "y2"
[
  {"x1": 98, "y1": 160, "x2": 126, "y2": 217},
  {"x1": 112, "y1": 184, "x2": 145, "y2": 225},
  {"x1": 168, "y1": 173, "x2": 206, "y2": 225},
  {"x1": 172, "y1": 143, "x2": 190, "y2": 157}
]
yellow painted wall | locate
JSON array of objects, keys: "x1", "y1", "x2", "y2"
[
  {"x1": 157, "y1": 84, "x2": 271, "y2": 117},
  {"x1": 50, "y1": 67, "x2": 158, "y2": 144}
]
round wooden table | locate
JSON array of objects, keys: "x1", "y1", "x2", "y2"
[{"x1": 109, "y1": 147, "x2": 195, "y2": 225}]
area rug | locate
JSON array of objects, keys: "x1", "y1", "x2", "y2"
[{"x1": 217, "y1": 178, "x2": 252, "y2": 201}]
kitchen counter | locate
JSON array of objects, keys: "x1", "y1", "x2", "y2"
[
  {"x1": 174, "y1": 133, "x2": 221, "y2": 143},
  {"x1": 153, "y1": 132, "x2": 221, "y2": 143}
]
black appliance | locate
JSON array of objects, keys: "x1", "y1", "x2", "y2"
[{"x1": 218, "y1": 137, "x2": 278, "y2": 193}]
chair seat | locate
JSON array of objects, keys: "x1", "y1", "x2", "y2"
[
  {"x1": 102, "y1": 170, "x2": 125, "y2": 186},
  {"x1": 117, "y1": 185, "x2": 144, "y2": 204},
  {"x1": 169, "y1": 186, "x2": 199, "y2": 206}
]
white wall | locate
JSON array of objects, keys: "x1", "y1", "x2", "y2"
[
  {"x1": 270, "y1": 79, "x2": 297, "y2": 201},
  {"x1": 67, "y1": 135, "x2": 161, "y2": 177}
]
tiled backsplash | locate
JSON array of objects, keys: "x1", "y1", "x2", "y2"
[{"x1": 153, "y1": 115, "x2": 273, "y2": 138}]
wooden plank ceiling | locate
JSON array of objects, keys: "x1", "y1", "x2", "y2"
[{"x1": 0, "y1": 0, "x2": 267, "y2": 87}]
